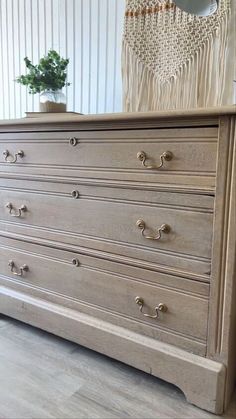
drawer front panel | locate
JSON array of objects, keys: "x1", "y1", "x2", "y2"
[
  {"x1": 0, "y1": 241, "x2": 208, "y2": 341},
  {"x1": 0, "y1": 186, "x2": 213, "y2": 261},
  {"x1": 0, "y1": 128, "x2": 217, "y2": 174}
]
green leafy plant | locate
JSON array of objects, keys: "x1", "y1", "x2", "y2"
[{"x1": 16, "y1": 50, "x2": 70, "y2": 94}]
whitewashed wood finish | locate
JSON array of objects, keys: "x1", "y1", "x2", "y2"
[
  {"x1": 0, "y1": 286, "x2": 226, "y2": 414},
  {"x1": 0, "y1": 235, "x2": 209, "y2": 296},
  {"x1": 0, "y1": 222, "x2": 212, "y2": 280},
  {"x1": 0, "y1": 187, "x2": 214, "y2": 260},
  {"x1": 0, "y1": 127, "x2": 218, "y2": 190},
  {"x1": 0, "y1": 243, "x2": 209, "y2": 343},
  {"x1": 1, "y1": 317, "x2": 235, "y2": 419},
  {"x1": 0, "y1": 0, "x2": 125, "y2": 119},
  {"x1": 0, "y1": 107, "x2": 235, "y2": 414},
  {"x1": 0, "y1": 271, "x2": 208, "y2": 355},
  {"x1": 207, "y1": 116, "x2": 236, "y2": 408},
  {"x1": 0, "y1": 127, "x2": 218, "y2": 172}
]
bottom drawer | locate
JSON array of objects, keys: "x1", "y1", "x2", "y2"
[{"x1": 0, "y1": 237, "x2": 209, "y2": 351}]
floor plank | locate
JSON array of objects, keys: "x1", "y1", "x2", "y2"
[{"x1": 0, "y1": 315, "x2": 235, "y2": 419}]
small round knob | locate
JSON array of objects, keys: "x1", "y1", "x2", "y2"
[
  {"x1": 160, "y1": 224, "x2": 171, "y2": 233},
  {"x1": 137, "y1": 151, "x2": 146, "y2": 162},
  {"x1": 17, "y1": 150, "x2": 24, "y2": 158},
  {"x1": 135, "y1": 296, "x2": 144, "y2": 305},
  {"x1": 69, "y1": 137, "x2": 79, "y2": 146},
  {"x1": 72, "y1": 258, "x2": 80, "y2": 267},
  {"x1": 20, "y1": 205, "x2": 27, "y2": 212},
  {"x1": 162, "y1": 151, "x2": 173, "y2": 161},
  {"x1": 157, "y1": 303, "x2": 168, "y2": 312},
  {"x1": 136, "y1": 219, "x2": 145, "y2": 229},
  {"x1": 6, "y1": 202, "x2": 13, "y2": 209},
  {"x1": 71, "y1": 190, "x2": 79, "y2": 199}
]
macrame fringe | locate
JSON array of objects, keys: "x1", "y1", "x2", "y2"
[{"x1": 122, "y1": 6, "x2": 233, "y2": 112}]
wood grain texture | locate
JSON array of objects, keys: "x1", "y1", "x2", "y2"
[
  {"x1": 0, "y1": 127, "x2": 217, "y2": 189},
  {"x1": 208, "y1": 116, "x2": 236, "y2": 408},
  {"x1": 0, "y1": 275, "x2": 207, "y2": 355},
  {"x1": 0, "y1": 288, "x2": 226, "y2": 414},
  {"x1": 0, "y1": 104, "x2": 235, "y2": 129},
  {"x1": 1, "y1": 316, "x2": 235, "y2": 419},
  {"x1": 0, "y1": 224, "x2": 213, "y2": 280},
  {"x1": 0, "y1": 133, "x2": 217, "y2": 171},
  {"x1": 0, "y1": 186, "x2": 214, "y2": 260},
  {"x1": 0, "y1": 245, "x2": 209, "y2": 342},
  {"x1": 0, "y1": 108, "x2": 235, "y2": 414}
]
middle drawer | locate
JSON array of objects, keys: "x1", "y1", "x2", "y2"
[{"x1": 0, "y1": 180, "x2": 214, "y2": 276}]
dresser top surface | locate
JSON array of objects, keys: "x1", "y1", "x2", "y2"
[{"x1": 0, "y1": 106, "x2": 235, "y2": 131}]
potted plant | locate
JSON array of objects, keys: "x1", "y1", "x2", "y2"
[{"x1": 16, "y1": 50, "x2": 70, "y2": 112}]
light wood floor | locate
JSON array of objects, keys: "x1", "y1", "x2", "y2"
[{"x1": 0, "y1": 316, "x2": 235, "y2": 419}]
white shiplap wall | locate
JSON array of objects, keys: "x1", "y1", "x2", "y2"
[{"x1": 0, "y1": 0, "x2": 125, "y2": 119}]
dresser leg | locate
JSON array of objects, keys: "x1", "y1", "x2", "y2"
[{"x1": 183, "y1": 376, "x2": 225, "y2": 415}]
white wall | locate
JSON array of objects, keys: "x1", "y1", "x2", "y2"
[{"x1": 0, "y1": 0, "x2": 125, "y2": 119}]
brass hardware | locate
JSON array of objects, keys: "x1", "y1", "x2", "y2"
[
  {"x1": 72, "y1": 258, "x2": 80, "y2": 267},
  {"x1": 135, "y1": 296, "x2": 167, "y2": 319},
  {"x1": 69, "y1": 137, "x2": 79, "y2": 146},
  {"x1": 137, "y1": 150, "x2": 173, "y2": 169},
  {"x1": 136, "y1": 219, "x2": 170, "y2": 240},
  {"x1": 6, "y1": 202, "x2": 27, "y2": 217},
  {"x1": 71, "y1": 190, "x2": 80, "y2": 199},
  {"x1": 8, "y1": 260, "x2": 29, "y2": 277},
  {"x1": 3, "y1": 149, "x2": 24, "y2": 163}
]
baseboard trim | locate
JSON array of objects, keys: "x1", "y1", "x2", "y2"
[{"x1": 0, "y1": 286, "x2": 226, "y2": 414}]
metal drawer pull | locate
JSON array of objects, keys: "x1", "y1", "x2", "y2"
[
  {"x1": 69, "y1": 137, "x2": 79, "y2": 146},
  {"x1": 3, "y1": 149, "x2": 24, "y2": 163},
  {"x1": 137, "y1": 150, "x2": 173, "y2": 169},
  {"x1": 136, "y1": 219, "x2": 170, "y2": 240},
  {"x1": 8, "y1": 260, "x2": 29, "y2": 276},
  {"x1": 6, "y1": 202, "x2": 27, "y2": 217},
  {"x1": 135, "y1": 296, "x2": 167, "y2": 319}
]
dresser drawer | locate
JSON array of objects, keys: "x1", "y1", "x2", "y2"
[
  {"x1": 0, "y1": 128, "x2": 217, "y2": 189},
  {"x1": 0, "y1": 182, "x2": 214, "y2": 265},
  {"x1": 0, "y1": 238, "x2": 208, "y2": 343}
]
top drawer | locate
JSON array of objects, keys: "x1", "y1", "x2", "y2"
[{"x1": 0, "y1": 127, "x2": 218, "y2": 190}]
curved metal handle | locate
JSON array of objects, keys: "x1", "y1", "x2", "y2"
[
  {"x1": 136, "y1": 219, "x2": 170, "y2": 240},
  {"x1": 6, "y1": 203, "x2": 27, "y2": 217},
  {"x1": 135, "y1": 296, "x2": 167, "y2": 319},
  {"x1": 8, "y1": 260, "x2": 29, "y2": 277},
  {"x1": 3, "y1": 150, "x2": 24, "y2": 163},
  {"x1": 137, "y1": 150, "x2": 173, "y2": 169}
]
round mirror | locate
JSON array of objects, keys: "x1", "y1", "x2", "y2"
[{"x1": 175, "y1": 0, "x2": 218, "y2": 16}]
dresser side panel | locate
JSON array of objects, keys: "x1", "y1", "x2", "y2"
[{"x1": 207, "y1": 116, "x2": 236, "y2": 406}]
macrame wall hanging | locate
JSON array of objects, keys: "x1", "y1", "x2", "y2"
[{"x1": 122, "y1": 0, "x2": 235, "y2": 111}]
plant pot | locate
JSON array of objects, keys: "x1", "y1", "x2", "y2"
[{"x1": 39, "y1": 89, "x2": 66, "y2": 112}]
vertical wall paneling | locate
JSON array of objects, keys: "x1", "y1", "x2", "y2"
[
  {"x1": 90, "y1": 0, "x2": 99, "y2": 114},
  {"x1": 97, "y1": 0, "x2": 107, "y2": 113},
  {"x1": 66, "y1": 0, "x2": 75, "y2": 111},
  {"x1": 25, "y1": 0, "x2": 34, "y2": 112},
  {"x1": 0, "y1": 0, "x2": 125, "y2": 119},
  {"x1": 1, "y1": 0, "x2": 10, "y2": 118},
  {"x1": 0, "y1": 0, "x2": 5, "y2": 118}
]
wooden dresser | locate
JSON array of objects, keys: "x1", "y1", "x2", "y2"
[{"x1": 0, "y1": 107, "x2": 235, "y2": 414}]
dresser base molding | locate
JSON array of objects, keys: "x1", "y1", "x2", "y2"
[{"x1": 0, "y1": 286, "x2": 226, "y2": 414}]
